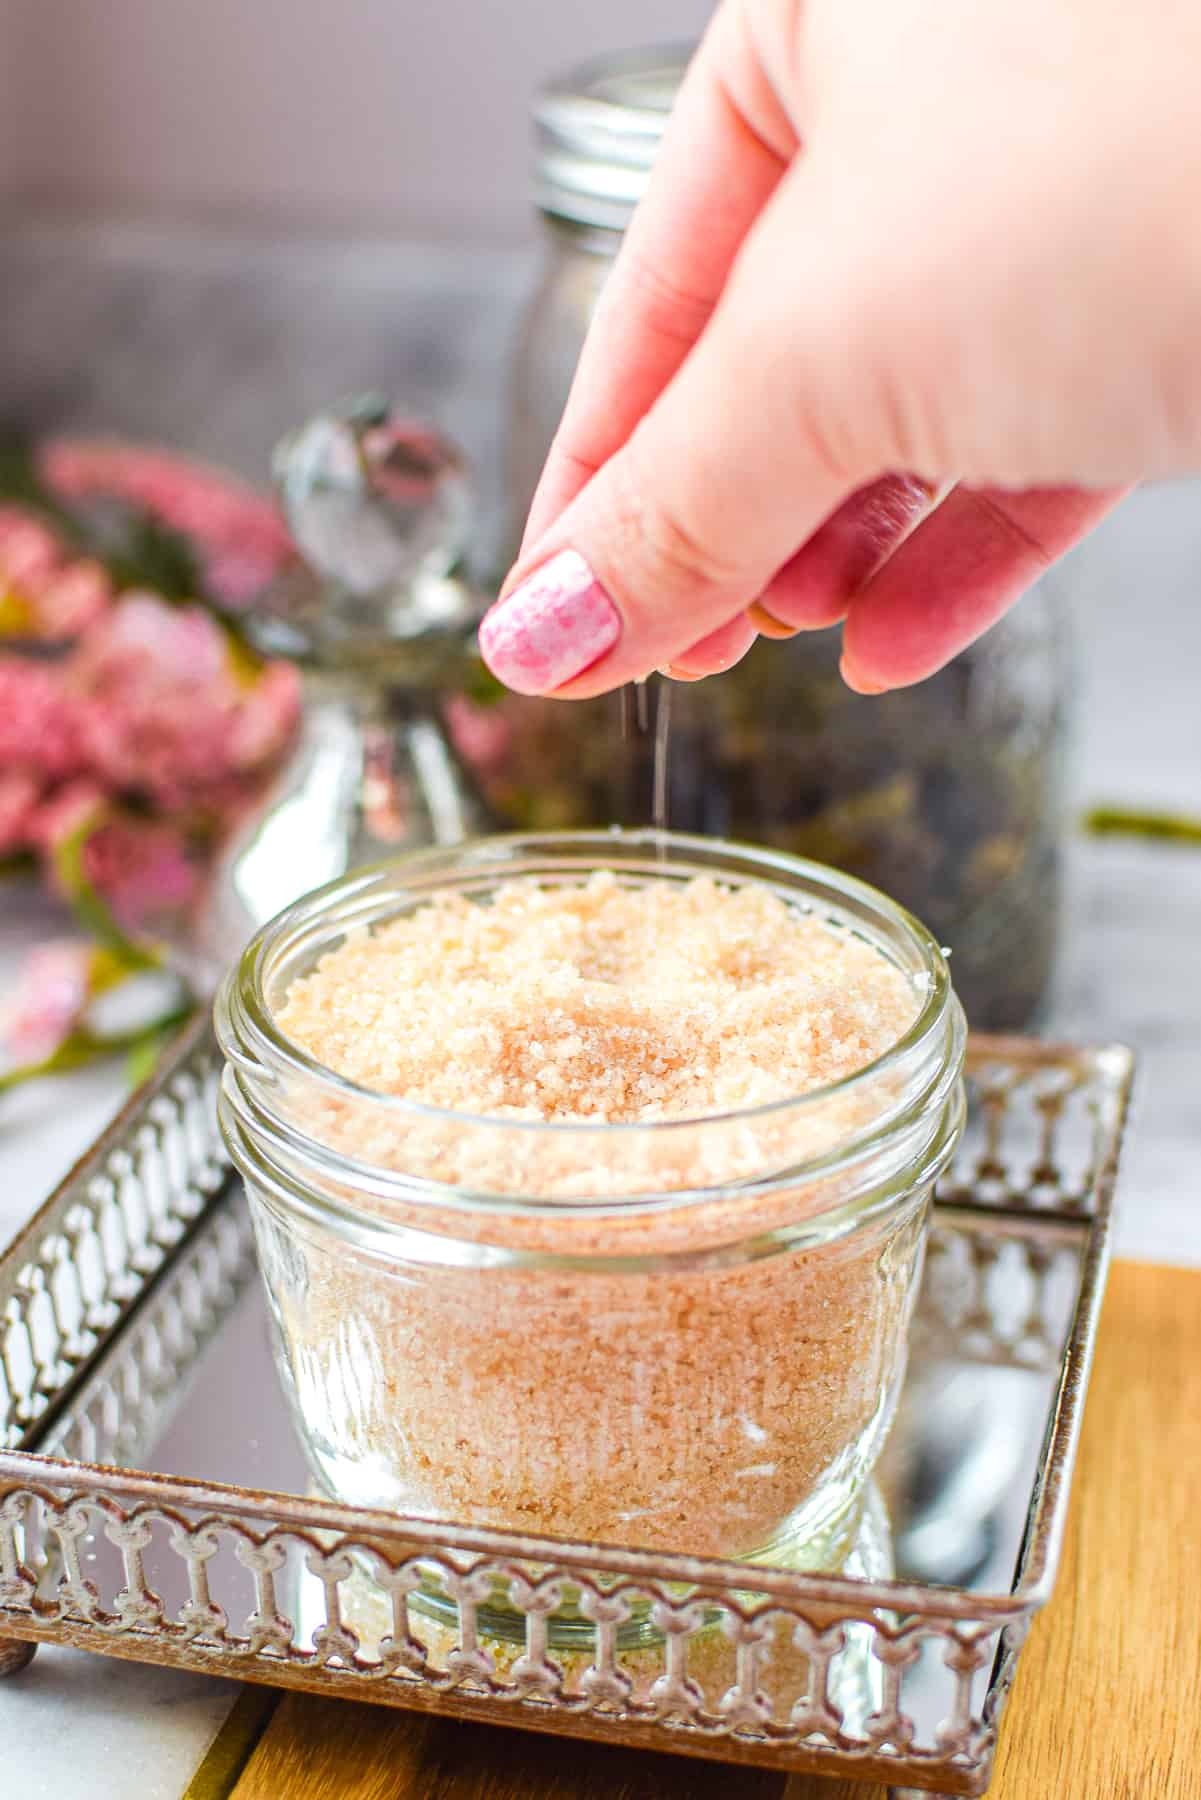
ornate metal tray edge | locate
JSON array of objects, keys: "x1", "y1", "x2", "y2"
[
  {"x1": 0, "y1": 1010, "x2": 228, "y2": 1453},
  {"x1": 0, "y1": 1025, "x2": 1135, "y2": 1796}
]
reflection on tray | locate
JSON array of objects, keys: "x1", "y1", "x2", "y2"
[
  {"x1": 0, "y1": 1029, "x2": 1130, "y2": 1794},
  {"x1": 7, "y1": 1185, "x2": 1085, "y2": 1765},
  {"x1": 36, "y1": 1177, "x2": 1083, "y2": 1592}
]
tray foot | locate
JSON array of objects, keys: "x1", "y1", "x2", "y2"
[{"x1": 0, "y1": 1637, "x2": 37, "y2": 1677}]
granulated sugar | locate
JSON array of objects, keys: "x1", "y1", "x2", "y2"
[
  {"x1": 277, "y1": 872, "x2": 917, "y2": 1124},
  {"x1": 259, "y1": 872, "x2": 931, "y2": 1562}
]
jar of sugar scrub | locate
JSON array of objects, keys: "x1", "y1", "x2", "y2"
[{"x1": 216, "y1": 831, "x2": 965, "y2": 1585}]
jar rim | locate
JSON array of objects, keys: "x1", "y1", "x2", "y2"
[
  {"x1": 533, "y1": 45, "x2": 692, "y2": 232},
  {"x1": 217, "y1": 827, "x2": 955, "y2": 1141}
]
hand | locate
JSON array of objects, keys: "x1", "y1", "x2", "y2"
[{"x1": 480, "y1": 0, "x2": 1201, "y2": 697}]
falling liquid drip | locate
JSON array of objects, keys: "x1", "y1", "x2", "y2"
[
  {"x1": 621, "y1": 675, "x2": 672, "y2": 848},
  {"x1": 652, "y1": 676, "x2": 672, "y2": 838}
]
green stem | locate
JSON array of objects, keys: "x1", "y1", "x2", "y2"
[
  {"x1": 124, "y1": 1009, "x2": 194, "y2": 1087},
  {"x1": 0, "y1": 1007, "x2": 193, "y2": 1096},
  {"x1": 1084, "y1": 806, "x2": 1201, "y2": 845},
  {"x1": 0, "y1": 436, "x2": 90, "y2": 545},
  {"x1": 51, "y1": 808, "x2": 162, "y2": 972},
  {"x1": 0, "y1": 1028, "x2": 123, "y2": 1092}
]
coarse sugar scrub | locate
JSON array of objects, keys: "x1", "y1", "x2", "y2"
[{"x1": 216, "y1": 832, "x2": 965, "y2": 1583}]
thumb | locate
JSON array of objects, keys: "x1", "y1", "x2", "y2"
[{"x1": 479, "y1": 168, "x2": 870, "y2": 697}]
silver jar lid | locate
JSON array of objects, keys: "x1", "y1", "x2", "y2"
[{"x1": 534, "y1": 45, "x2": 691, "y2": 233}]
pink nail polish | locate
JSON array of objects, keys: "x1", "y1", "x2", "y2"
[{"x1": 479, "y1": 551, "x2": 621, "y2": 695}]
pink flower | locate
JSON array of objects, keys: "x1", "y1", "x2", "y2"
[
  {"x1": 0, "y1": 506, "x2": 114, "y2": 639},
  {"x1": 0, "y1": 508, "x2": 61, "y2": 594},
  {"x1": 28, "y1": 778, "x2": 109, "y2": 857},
  {"x1": 444, "y1": 694, "x2": 513, "y2": 775},
  {"x1": 41, "y1": 439, "x2": 295, "y2": 606},
  {"x1": 0, "y1": 769, "x2": 44, "y2": 855},
  {"x1": 81, "y1": 815, "x2": 200, "y2": 931},
  {"x1": 0, "y1": 940, "x2": 92, "y2": 1066},
  {"x1": 83, "y1": 589, "x2": 227, "y2": 683},
  {"x1": 68, "y1": 593, "x2": 299, "y2": 809},
  {"x1": 224, "y1": 659, "x2": 303, "y2": 767},
  {"x1": 35, "y1": 560, "x2": 112, "y2": 636},
  {"x1": 31, "y1": 780, "x2": 200, "y2": 931},
  {"x1": 203, "y1": 544, "x2": 288, "y2": 607},
  {"x1": 0, "y1": 657, "x2": 90, "y2": 779}
]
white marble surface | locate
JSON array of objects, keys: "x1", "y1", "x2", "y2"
[
  {"x1": 1053, "y1": 837, "x2": 1201, "y2": 1264},
  {"x1": 1, "y1": 1647, "x2": 239, "y2": 1800},
  {"x1": 0, "y1": 886, "x2": 241, "y2": 1793},
  {"x1": 0, "y1": 225, "x2": 1198, "y2": 1792},
  {"x1": 1049, "y1": 480, "x2": 1201, "y2": 1266}
]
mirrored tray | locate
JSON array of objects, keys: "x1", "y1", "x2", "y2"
[{"x1": 0, "y1": 1017, "x2": 1132, "y2": 1797}]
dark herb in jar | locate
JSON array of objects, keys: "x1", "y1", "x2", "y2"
[{"x1": 444, "y1": 624, "x2": 1062, "y2": 1031}]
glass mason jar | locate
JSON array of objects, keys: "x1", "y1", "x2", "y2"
[
  {"x1": 507, "y1": 48, "x2": 683, "y2": 545},
  {"x1": 496, "y1": 48, "x2": 1069, "y2": 1032},
  {"x1": 216, "y1": 831, "x2": 966, "y2": 1596}
]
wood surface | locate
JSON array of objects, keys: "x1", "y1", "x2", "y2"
[
  {"x1": 230, "y1": 1702, "x2": 882, "y2": 1800},
  {"x1": 227, "y1": 1260, "x2": 1201, "y2": 1800},
  {"x1": 988, "y1": 1258, "x2": 1201, "y2": 1800}
]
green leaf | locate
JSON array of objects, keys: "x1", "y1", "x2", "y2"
[
  {"x1": 49, "y1": 804, "x2": 161, "y2": 972},
  {"x1": 124, "y1": 1010, "x2": 194, "y2": 1088},
  {"x1": 0, "y1": 1004, "x2": 194, "y2": 1097},
  {"x1": 0, "y1": 584, "x2": 36, "y2": 633},
  {"x1": 101, "y1": 509, "x2": 203, "y2": 601},
  {"x1": 88, "y1": 943, "x2": 145, "y2": 995},
  {"x1": 0, "y1": 1026, "x2": 113, "y2": 1093},
  {"x1": 1084, "y1": 806, "x2": 1201, "y2": 845},
  {"x1": 0, "y1": 434, "x2": 86, "y2": 541},
  {"x1": 460, "y1": 656, "x2": 508, "y2": 708},
  {"x1": 220, "y1": 616, "x2": 267, "y2": 686}
]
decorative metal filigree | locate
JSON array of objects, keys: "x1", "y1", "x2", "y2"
[
  {"x1": 0, "y1": 1481, "x2": 1017, "y2": 1781},
  {"x1": 0, "y1": 1015, "x2": 228, "y2": 1452},
  {"x1": 39, "y1": 1200, "x2": 256, "y2": 1469},
  {"x1": 0, "y1": 1026, "x2": 1133, "y2": 1797}
]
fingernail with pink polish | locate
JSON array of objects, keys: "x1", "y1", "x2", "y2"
[{"x1": 479, "y1": 551, "x2": 621, "y2": 695}]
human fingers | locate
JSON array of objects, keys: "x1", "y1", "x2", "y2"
[
  {"x1": 748, "y1": 473, "x2": 942, "y2": 637},
  {"x1": 480, "y1": 164, "x2": 859, "y2": 698},
  {"x1": 518, "y1": 6, "x2": 793, "y2": 551},
  {"x1": 660, "y1": 613, "x2": 759, "y2": 681},
  {"x1": 839, "y1": 483, "x2": 1128, "y2": 691}
]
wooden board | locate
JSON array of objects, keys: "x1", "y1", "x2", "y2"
[
  {"x1": 229, "y1": 1701, "x2": 882, "y2": 1799},
  {"x1": 988, "y1": 1258, "x2": 1201, "y2": 1800},
  {"x1": 227, "y1": 1260, "x2": 1201, "y2": 1800}
]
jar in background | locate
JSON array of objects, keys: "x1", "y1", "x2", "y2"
[
  {"x1": 506, "y1": 47, "x2": 685, "y2": 555},
  {"x1": 216, "y1": 831, "x2": 965, "y2": 1606},
  {"x1": 497, "y1": 49, "x2": 1069, "y2": 1032}
]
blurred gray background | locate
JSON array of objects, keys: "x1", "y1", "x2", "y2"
[{"x1": 0, "y1": 0, "x2": 709, "y2": 242}]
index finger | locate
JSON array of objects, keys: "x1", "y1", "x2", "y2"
[{"x1": 518, "y1": 9, "x2": 793, "y2": 556}]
